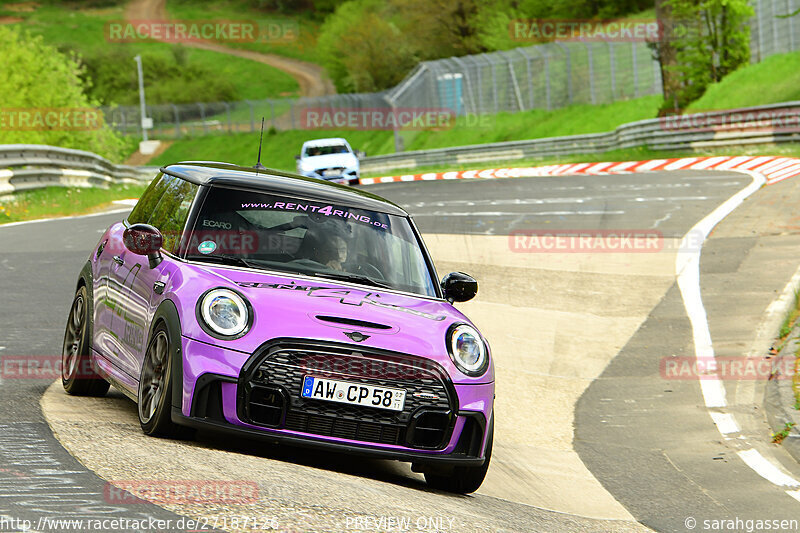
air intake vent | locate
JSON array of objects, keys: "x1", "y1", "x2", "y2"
[
  {"x1": 315, "y1": 315, "x2": 392, "y2": 330},
  {"x1": 407, "y1": 410, "x2": 452, "y2": 449},
  {"x1": 247, "y1": 385, "x2": 287, "y2": 427}
]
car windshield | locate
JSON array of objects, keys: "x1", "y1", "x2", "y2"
[
  {"x1": 184, "y1": 187, "x2": 438, "y2": 297},
  {"x1": 305, "y1": 144, "x2": 349, "y2": 156}
]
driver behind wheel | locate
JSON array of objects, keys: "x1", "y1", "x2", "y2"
[
  {"x1": 307, "y1": 234, "x2": 347, "y2": 271},
  {"x1": 297, "y1": 225, "x2": 349, "y2": 271},
  {"x1": 324, "y1": 235, "x2": 348, "y2": 270}
]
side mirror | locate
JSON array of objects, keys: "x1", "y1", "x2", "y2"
[
  {"x1": 355, "y1": 150, "x2": 366, "y2": 158},
  {"x1": 123, "y1": 223, "x2": 163, "y2": 269},
  {"x1": 294, "y1": 154, "x2": 301, "y2": 160},
  {"x1": 441, "y1": 272, "x2": 477, "y2": 303}
]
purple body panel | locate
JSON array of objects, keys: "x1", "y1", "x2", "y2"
[{"x1": 89, "y1": 220, "x2": 495, "y2": 459}]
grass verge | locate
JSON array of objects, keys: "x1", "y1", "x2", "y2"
[
  {"x1": 772, "y1": 422, "x2": 796, "y2": 444},
  {"x1": 398, "y1": 96, "x2": 661, "y2": 151},
  {"x1": 149, "y1": 96, "x2": 662, "y2": 170},
  {"x1": 166, "y1": 0, "x2": 322, "y2": 64},
  {"x1": 779, "y1": 289, "x2": 800, "y2": 411},
  {"x1": 0, "y1": 183, "x2": 147, "y2": 225},
  {"x1": 688, "y1": 51, "x2": 800, "y2": 111},
  {"x1": 149, "y1": 129, "x2": 396, "y2": 169},
  {"x1": 778, "y1": 290, "x2": 800, "y2": 350},
  {"x1": 11, "y1": 2, "x2": 300, "y2": 103}
]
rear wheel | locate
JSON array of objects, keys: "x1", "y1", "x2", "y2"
[
  {"x1": 138, "y1": 323, "x2": 192, "y2": 439},
  {"x1": 62, "y1": 286, "x2": 109, "y2": 397},
  {"x1": 424, "y1": 419, "x2": 493, "y2": 494}
]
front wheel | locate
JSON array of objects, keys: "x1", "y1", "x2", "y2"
[
  {"x1": 138, "y1": 323, "x2": 191, "y2": 438},
  {"x1": 62, "y1": 286, "x2": 109, "y2": 397},
  {"x1": 424, "y1": 419, "x2": 493, "y2": 494}
]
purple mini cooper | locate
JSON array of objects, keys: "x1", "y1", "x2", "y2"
[{"x1": 62, "y1": 162, "x2": 494, "y2": 493}]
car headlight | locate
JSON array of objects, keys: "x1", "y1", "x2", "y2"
[
  {"x1": 198, "y1": 288, "x2": 251, "y2": 339},
  {"x1": 447, "y1": 324, "x2": 488, "y2": 376}
]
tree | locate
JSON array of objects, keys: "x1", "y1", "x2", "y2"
[
  {"x1": 77, "y1": 47, "x2": 238, "y2": 106},
  {"x1": 656, "y1": 0, "x2": 752, "y2": 112},
  {"x1": 319, "y1": 0, "x2": 495, "y2": 92},
  {"x1": 392, "y1": 0, "x2": 487, "y2": 57},
  {"x1": 653, "y1": 0, "x2": 683, "y2": 114},
  {"x1": 0, "y1": 26, "x2": 126, "y2": 161},
  {"x1": 317, "y1": 0, "x2": 419, "y2": 93},
  {"x1": 319, "y1": 0, "x2": 669, "y2": 94}
]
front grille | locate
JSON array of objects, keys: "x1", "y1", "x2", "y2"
[
  {"x1": 285, "y1": 412, "x2": 401, "y2": 445},
  {"x1": 239, "y1": 342, "x2": 456, "y2": 449},
  {"x1": 315, "y1": 167, "x2": 344, "y2": 176}
]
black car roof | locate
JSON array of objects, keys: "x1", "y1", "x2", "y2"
[{"x1": 160, "y1": 161, "x2": 408, "y2": 216}]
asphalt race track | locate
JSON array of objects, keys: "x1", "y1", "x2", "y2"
[
  {"x1": 0, "y1": 213, "x2": 207, "y2": 533},
  {"x1": 4, "y1": 170, "x2": 800, "y2": 532}
]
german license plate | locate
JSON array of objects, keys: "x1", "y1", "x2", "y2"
[
  {"x1": 322, "y1": 169, "x2": 341, "y2": 177},
  {"x1": 301, "y1": 376, "x2": 406, "y2": 411}
]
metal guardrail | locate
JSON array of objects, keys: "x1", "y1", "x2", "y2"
[
  {"x1": 0, "y1": 145, "x2": 155, "y2": 195},
  {"x1": 4, "y1": 101, "x2": 800, "y2": 191},
  {"x1": 359, "y1": 101, "x2": 800, "y2": 174}
]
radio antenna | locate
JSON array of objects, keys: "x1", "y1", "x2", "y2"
[{"x1": 254, "y1": 117, "x2": 266, "y2": 172}]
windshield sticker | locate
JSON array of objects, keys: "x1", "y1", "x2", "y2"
[
  {"x1": 202, "y1": 219, "x2": 232, "y2": 229},
  {"x1": 236, "y1": 281, "x2": 445, "y2": 321},
  {"x1": 198, "y1": 240, "x2": 217, "y2": 254},
  {"x1": 240, "y1": 201, "x2": 389, "y2": 229}
]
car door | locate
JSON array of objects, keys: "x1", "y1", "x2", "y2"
[
  {"x1": 117, "y1": 175, "x2": 199, "y2": 379},
  {"x1": 105, "y1": 240, "x2": 147, "y2": 379},
  {"x1": 96, "y1": 173, "x2": 170, "y2": 378},
  {"x1": 92, "y1": 222, "x2": 127, "y2": 367}
]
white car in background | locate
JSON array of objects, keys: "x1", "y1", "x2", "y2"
[{"x1": 295, "y1": 138, "x2": 362, "y2": 185}]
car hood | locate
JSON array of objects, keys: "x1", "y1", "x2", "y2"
[
  {"x1": 172, "y1": 264, "x2": 493, "y2": 384},
  {"x1": 301, "y1": 153, "x2": 358, "y2": 170}
]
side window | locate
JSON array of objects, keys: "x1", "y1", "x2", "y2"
[
  {"x1": 128, "y1": 173, "x2": 168, "y2": 224},
  {"x1": 147, "y1": 176, "x2": 199, "y2": 254}
]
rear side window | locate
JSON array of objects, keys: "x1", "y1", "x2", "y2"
[{"x1": 148, "y1": 175, "x2": 199, "y2": 253}]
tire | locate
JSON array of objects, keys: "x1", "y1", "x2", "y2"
[
  {"x1": 137, "y1": 322, "x2": 192, "y2": 439},
  {"x1": 425, "y1": 418, "x2": 493, "y2": 494},
  {"x1": 62, "y1": 285, "x2": 110, "y2": 397}
]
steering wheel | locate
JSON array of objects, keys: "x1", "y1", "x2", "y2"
[{"x1": 351, "y1": 261, "x2": 385, "y2": 281}]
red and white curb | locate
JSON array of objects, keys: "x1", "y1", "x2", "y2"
[{"x1": 360, "y1": 155, "x2": 800, "y2": 186}]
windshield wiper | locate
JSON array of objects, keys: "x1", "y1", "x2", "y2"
[
  {"x1": 311, "y1": 272, "x2": 392, "y2": 289},
  {"x1": 193, "y1": 254, "x2": 257, "y2": 269}
]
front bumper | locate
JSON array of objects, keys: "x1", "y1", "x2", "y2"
[
  {"x1": 172, "y1": 405, "x2": 487, "y2": 466},
  {"x1": 177, "y1": 337, "x2": 493, "y2": 465}
]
